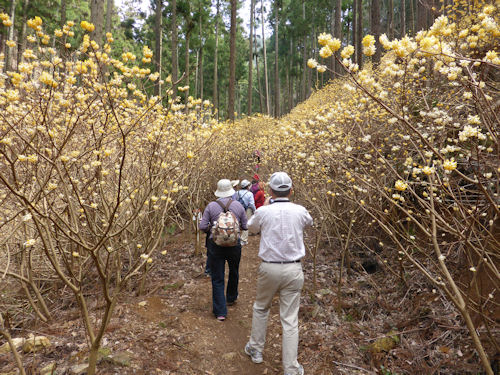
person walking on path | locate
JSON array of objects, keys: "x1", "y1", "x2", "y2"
[
  {"x1": 244, "y1": 172, "x2": 313, "y2": 375},
  {"x1": 233, "y1": 179, "x2": 256, "y2": 245},
  {"x1": 199, "y1": 179, "x2": 248, "y2": 321},
  {"x1": 254, "y1": 181, "x2": 266, "y2": 209},
  {"x1": 250, "y1": 174, "x2": 260, "y2": 196}
]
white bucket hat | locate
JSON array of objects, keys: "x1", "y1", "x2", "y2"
[
  {"x1": 214, "y1": 179, "x2": 236, "y2": 198},
  {"x1": 269, "y1": 172, "x2": 292, "y2": 191}
]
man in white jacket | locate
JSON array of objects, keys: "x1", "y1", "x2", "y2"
[{"x1": 244, "y1": 172, "x2": 313, "y2": 375}]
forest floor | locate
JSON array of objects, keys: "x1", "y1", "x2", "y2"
[{"x1": 0, "y1": 230, "x2": 493, "y2": 375}]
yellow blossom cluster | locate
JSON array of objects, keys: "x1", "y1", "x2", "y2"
[
  {"x1": 27, "y1": 16, "x2": 43, "y2": 30},
  {"x1": 362, "y1": 34, "x2": 376, "y2": 56},
  {"x1": 80, "y1": 21, "x2": 95, "y2": 32},
  {"x1": 0, "y1": 12, "x2": 12, "y2": 27},
  {"x1": 142, "y1": 46, "x2": 153, "y2": 63}
]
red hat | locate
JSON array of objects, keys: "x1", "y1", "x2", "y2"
[{"x1": 253, "y1": 174, "x2": 260, "y2": 181}]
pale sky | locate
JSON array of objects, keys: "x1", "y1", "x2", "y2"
[{"x1": 114, "y1": 0, "x2": 272, "y2": 36}]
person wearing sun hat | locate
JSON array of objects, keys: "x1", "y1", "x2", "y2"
[
  {"x1": 244, "y1": 172, "x2": 313, "y2": 375},
  {"x1": 199, "y1": 179, "x2": 248, "y2": 322}
]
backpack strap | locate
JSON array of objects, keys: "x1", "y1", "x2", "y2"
[{"x1": 216, "y1": 199, "x2": 233, "y2": 212}]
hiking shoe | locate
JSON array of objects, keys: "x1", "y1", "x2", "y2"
[
  {"x1": 285, "y1": 364, "x2": 304, "y2": 375},
  {"x1": 244, "y1": 342, "x2": 263, "y2": 364},
  {"x1": 227, "y1": 300, "x2": 237, "y2": 306},
  {"x1": 216, "y1": 316, "x2": 226, "y2": 322}
]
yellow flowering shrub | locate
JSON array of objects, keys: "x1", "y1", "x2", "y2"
[{"x1": 289, "y1": 2, "x2": 498, "y2": 372}]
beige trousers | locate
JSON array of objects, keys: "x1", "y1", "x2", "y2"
[
  {"x1": 249, "y1": 262, "x2": 304, "y2": 375},
  {"x1": 240, "y1": 208, "x2": 253, "y2": 243}
]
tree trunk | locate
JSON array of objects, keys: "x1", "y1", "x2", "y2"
[
  {"x1": 17, "y1": 0, "x2": 30, "y2": 68},
  {"x1": 61, "y1": 0, "x2": 67, "y2": 27},
  {"x1": 213, "y1": 0, "x2": 219, "y2": 118},
  {"x1": 105, "y1": 0, "x2": 113, "y2": 35},
  {"x1": 199, "y1": 47, "x2": 204, "y2": 100},
  {"x1": 195, "y1": 49, "x2": 199, "y2": 97},
  {"x1": 183, "y1": 1, "x2": 192, "y2": 100},
  {"x1": 261, "y1": 0, "x2": 270, "y2": 115},
  {"x1": 274, "y1": 0, "x2": 279, "y2": 118},
  {"x1": 356, "y1": 0, "x2": 363, "y2": 67},
  {"x1": 301, "y1": 0, "x2": 306, "y2": 101},
  {"x1": 255, "y1": 31, "x2": 263, "y2": 113},
  {"x1": 90, "y1": 0, "x2": 105, "y2": 45},
  {"x1": 371, "y1": 0, "x2": 381, "y2": 63},
  {"x1": 334, "y1": 0, "x2": 342, "y2": 75},
  {"x1": 388, "y1": 0, "x2": 394, "y2": 39},
  {"x1": 400, "y1": 0, "x2": 406, "y2": 37},
  {"x1": 228, "y1": 0, "x2": 237, "y2": 121},
  {"x1": 171, "y1": 0, "x2": 178, "y2": 98},
  {"x1": 427, "y1": 0, "x2": 436, "y2": 29},
  {"x1": 4, "y1": 0, "x2": 17, "y2": 72},
  {"x1": 327, "y1": 4, "x2": 333, "y2": 80},
  {"x1": 184, "y1": 32, "x2": 191, "y2": 98},
  {"x1": 198, "y1": 4, "x2": 204, "y2": 101},
  {"x1": 154, "y1": 0, "x2": 162, "y2": 96},
  {"x1": 306, "y1": 36, "x2": 311, "y2": 97},
  {"x1": 352, "y1": 0, "x2": 357, "y2": 56},
  {"x1": 417, "y1": 0, "x2": 425, "y2": 33},
  {"x1": 313, "y1": 26, "x2": 318, "y2": 87},
  {"x1": 247, "y1": 0, "x2": 254, "y2": 116},
  {"x1": 288, "y1": 38, "x2": 293, "y2": 111},
  {"x1": 409, "y1": 0, "x2": 415, "y2": 35},
  {"x1": 286, "y1": 59, "x2": 290, "y2": 113}
]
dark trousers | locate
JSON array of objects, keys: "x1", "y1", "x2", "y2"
[{"x1": 207, "y1": 239, "x2": 242, "y2": 317}]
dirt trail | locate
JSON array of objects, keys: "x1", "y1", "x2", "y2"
[
  {"x1": 1, "y1": 227, "x2": 483, "y2": 374},
  {"x1": 115, "y1": 234, "x2": 289, "y2": 375}
]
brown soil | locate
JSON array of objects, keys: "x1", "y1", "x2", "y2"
[{"x1": 1, "y1": 231, "x2": 494, "y2": 375}]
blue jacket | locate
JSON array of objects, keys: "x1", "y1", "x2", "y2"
[{"x1": 232, "y1": 189, "x2": 256, "y2": 212}]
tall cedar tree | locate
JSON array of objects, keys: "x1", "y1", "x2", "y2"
[
  {"x1": 261, "y1": 0, "x2": 270, "y2": 114},
  {"x1": 171, "y1": 0, "x2": 178, "y2": 98},
  {"x1": 90, "y1": 0, "x2": 105, "y2": 45},
  {"x1": 154, "y1": 0, "x2": 162, "y2": 96},
  {"x1": 371, "y1": 0, "x2": 381, "y2": 63},
  {"x1": 228, "y1": 0, "x2": 237, "y2": 121},
  {"x1": 213, "y1": 0, "x2": 220, "y2": 118},
  {"x1": 247, "y1": 0, "x2": 255, "y2": 116},
  {"x1": 274, "y1": 0, "x2": 279, "y2": 117},
  {"x1": 334, "y1": 0, "x2": 342, "y2": 74},
  {"x1": 4, "y1": 0, "x2": 16, "y2": 71}
]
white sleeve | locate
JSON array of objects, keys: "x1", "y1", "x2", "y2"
[{"x1": 247, "y1": 209, "x2": 261, "y2": 233}]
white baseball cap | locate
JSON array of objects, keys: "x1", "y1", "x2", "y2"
[
  {"x1": 240, "y1": 179, "x2": 251, "y2": 188},
  {"x1": 269, "y1": 172, "x2": 292, "y2": 191},
  {"x1": 214, "y1": 179, "x2": 236, "y2": 198}
]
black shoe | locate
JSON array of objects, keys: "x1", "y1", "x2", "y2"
[{"x1": 227, "y1": 300, "x2": 237, "y2": 306}]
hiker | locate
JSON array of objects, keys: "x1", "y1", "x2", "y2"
[
  {"x1": 244, "y1": 172, "x2": 313, "y2": 375},
  {"x1": 254, "y1": 149, "x2": 261, "y2": 172},
  {"x1": 254, "y1": 181, "x2": 266, "y2": 209},
  {"x1": 199, "y1": 179, "x2": 248, "y2": 322},
  {"x1": 233, "y1": 179, "x2": 256, "y2": 245},
  {"x1": 250, "y1": 174, "x2": 260, "y2": 196}
]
